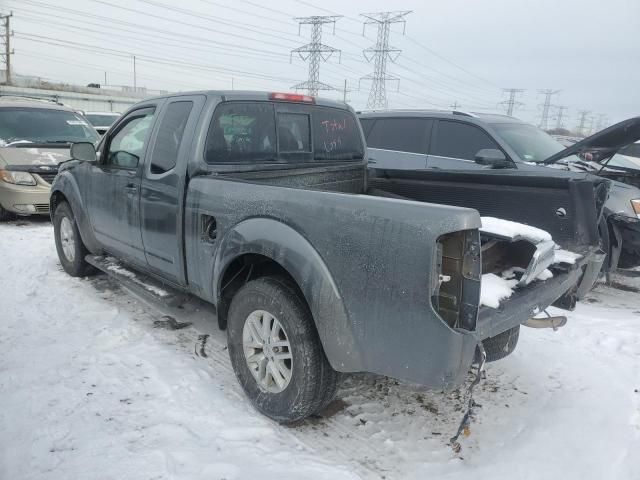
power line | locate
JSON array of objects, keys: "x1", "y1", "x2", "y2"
[
  {"x1": 499, "y1": 88, "x2": 525, "y2": 116},
  {"x1": 291, "y1": 16, "x2": 341, "y2": 96},
  {"x1": 537, "y1": 89, "x2": 561, "y2": 130},
  {"x1": 360, "y1": 11, "x2": 411, "y2": 109}
]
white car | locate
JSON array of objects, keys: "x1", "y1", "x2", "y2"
[{"x1": 82, "y1": 111, "x2": 121, "y2": 135}]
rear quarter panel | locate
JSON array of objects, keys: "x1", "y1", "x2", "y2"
[{"x1": 185, "y1": 177, "x2": 481, "y2": 386}]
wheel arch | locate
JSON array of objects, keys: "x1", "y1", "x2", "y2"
[
  {"x1": 212, "y1": 217, "x2": 363, "y2": 372},
  {"x1": 50, "y1": 173, "x2": 101, "y2": 254}
]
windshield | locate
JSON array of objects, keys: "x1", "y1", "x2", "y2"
[
  {"x1": 0, "y1": 107, "x2": 100, "y2": 145},
  {"x1": 84, "y1": 113, "x2": 119, "y2": 127},
  {"x1": 491, "y1": 122, "x2": 575, "y2": 163}
]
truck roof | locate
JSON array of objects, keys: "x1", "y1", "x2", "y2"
[{"x1": 141, "y1": 90, "x2": 351, "y2": 110}]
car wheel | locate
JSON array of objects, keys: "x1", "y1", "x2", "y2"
[
  {"x1": 53, "y1": 202, "x2": 93, "y2": 277},
  {"x1": 226, "y1": 275, "x2": 339, "y2": 423},
  {"x1": 482, "y1": 325, "x2": 520, "y2": 362}
]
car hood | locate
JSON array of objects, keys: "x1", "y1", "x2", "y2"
[
  {"x1": 0, "y1": 146, "x2": 72, "y2": 169},
  {"x1": 543, "y1": 116, "x2": 640, "y2": 165}
]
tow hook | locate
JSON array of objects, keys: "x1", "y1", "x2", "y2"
[
  {"x1": 450, "y1": 342, "x2": 486, "y2": 454},
  {"x1": 523, "y1": 311, "x2": 567, "y2": 330}
]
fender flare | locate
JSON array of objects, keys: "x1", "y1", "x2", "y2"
[
  {"x1": 50, "y1": 172, "x2": 101, "y2": 254},
  {"x1": 212, "y1": 217, "x2": 363, "y2": 372}
]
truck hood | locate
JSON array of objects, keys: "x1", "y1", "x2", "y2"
[
  {"x1": 0, "y1": 145, "x2": 72, "y2": 169},
  {"x1": 543, "y1": 116, "x2": 640, "y2": 165}
]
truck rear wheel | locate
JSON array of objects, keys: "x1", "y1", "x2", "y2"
[
  {"x1": 226, "y1": 275, "x2": 339, "y2": 423},
  {"x1": 53, "y1": 202, "x2": 93, "y2": 277},
  {"x1": 482, "y1": 325, "x2": 520, "y2": 362}
]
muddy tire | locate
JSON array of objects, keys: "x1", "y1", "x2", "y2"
[
  {"x1": 53, "y1": 202, "x2": 94, "y2": 277},
  {"x1": 482, "y1": 325, "x2": 520, "y2": 362},
  {"x1": 226, "y1": 276, "x2": 339, "y2": 423}
]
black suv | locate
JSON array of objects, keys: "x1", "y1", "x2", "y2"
[{"x1": 358, "y1": 110, "x2": 640, "y2": 270}]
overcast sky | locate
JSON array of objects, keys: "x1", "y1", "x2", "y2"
[{"x1": 4, "y1": 0, "x2": 639, "y2": 129}]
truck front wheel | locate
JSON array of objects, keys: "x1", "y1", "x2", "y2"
[
  {"x1": 226, "y1": 276, "x2": 339, "y2": 423},
  {"x1": 53, "y1": 202, "x2": 93, "y2": 277}
]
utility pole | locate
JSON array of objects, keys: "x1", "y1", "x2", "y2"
[
  {"x1": 537, "y1": 89, "x2": 560, "y2": 130},
  {"x1": 576, "y1": 110, "x2": 590, "y2": 137},
  {"x1": 360, "y1": 11, "x2": 411, "y2": 109},
  {"x1": 451, "y1": 101, "x2": 461, "y2": 110},
  {"x1": 553, "y1": 105, "x2": 568, "y2": 129},
  {"x1": 1, "y1": 12, "x2": 13, "y2": 85},
  {"x1": 290, "y1": 16, "x2": 341, "y2": 96},
  {"x1": 132, "y1": 55, "x2": 137, "y2": 91},
  {"x1": 499, "y1": 88, "x2": 525, "y2": 116},
  {"x1": 104, "y1": 71, "x2": 107, "y2": 86}
]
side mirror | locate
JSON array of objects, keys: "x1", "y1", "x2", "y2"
[
  {"x1": 474, "y1": 148, "x2": 511, "y2": 168},
  {"x1": 70, "y1": 142, "x2": 97, "y2": 163}
]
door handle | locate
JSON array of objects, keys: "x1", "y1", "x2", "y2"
[{"x1": 124, "y1": 183, "x2": 138, "y2": 193}]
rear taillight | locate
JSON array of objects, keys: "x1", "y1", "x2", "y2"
[
  {"x1": 433, "y1": 230, "x2": 481, "y2": 331},
  {"x1": 269, "y1": 92, "x2": 315, "y2": 103}
]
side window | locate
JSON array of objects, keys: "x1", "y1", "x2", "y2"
[
  {"x1": 105, "y1": 109, "x2": 155, "y2": 169},
  {"x1": 150, "y1": 101, "x2": 193, "y2": 174},
  {"x1": 205, "y1": 102, "x2": 276, "y2": 164},
  {"x1": 432, "y1": 121, "x2": 500, "y2": 161},
  {"x1": 366, "y1": 118, "x2": 430, "y2": 154}
]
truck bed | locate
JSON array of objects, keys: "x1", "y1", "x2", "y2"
[{"x1": 368, "y1": 168, "x2": 609, "y2": 251}]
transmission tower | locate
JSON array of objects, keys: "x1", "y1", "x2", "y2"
[
  {"x1": 359, "y1": 11, "x2": 411, "y2": 109},
  {"x1": 0, "y1": 12, "x2": 12, "y2": 85},
  {"x1": 538, "y1": 89, "x2": 560, "y2": 130},
  {"x1": 553, "y1": 105, "x2": 568, "y2": 129},
  {"x1": 499, "y1": 88, "x2": 525, "y2": 116},
  {"x1": 576, "y1": 110, "x2": 591, "y2": 137},
  {"x1": 596, "y1": 114, "x2": 608, "y2": 132},
  {"x1": 290, "y1": 16, "x2": 341, "y2": 96}
]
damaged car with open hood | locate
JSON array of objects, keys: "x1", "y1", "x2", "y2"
[{"x1": 543, "y1": 117, "x2": 640, "y2": 269}]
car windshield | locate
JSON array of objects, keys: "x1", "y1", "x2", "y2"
[
  {"x1": 0, "y1": 107, "x2": 100, "y2": 145},
  {"x1": 491, "y1": 122, "x2": 579, "y2": 163},
  {"x1": 84, "y1": 113, "x2": 119, "y2": 127}
]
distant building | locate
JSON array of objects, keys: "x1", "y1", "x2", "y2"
[{"x1": 0, "y1": 71, "x2": 168, "y2": 112}]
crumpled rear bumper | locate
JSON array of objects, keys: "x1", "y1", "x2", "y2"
[{"x1": 474, "y1": 246, "x2": 604, "y2": 340}]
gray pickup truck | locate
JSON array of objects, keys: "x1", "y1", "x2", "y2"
[{"x1": 51, "y1": 91, "x2": 604, "y2": 423}]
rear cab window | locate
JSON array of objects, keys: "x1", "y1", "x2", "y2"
[{"x1": 204, "y1": 101, "x2": 364, "y2": 164}]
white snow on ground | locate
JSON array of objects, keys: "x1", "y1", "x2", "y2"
[
  {"x1": 480, "y1": 217, "x2": 553, "y2": 242},
  {"x1": 2, "y1": 220, "x2": 640, "y2": 480},
  {"x1": 480, "y1": 273, "x2": 518, "y2": 308}
]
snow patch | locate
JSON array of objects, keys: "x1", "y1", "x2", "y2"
[
  {"x1": 481, "y1": 216, "x2": 553, "y2": 243},
  {"x1": 106, "y1": 263, "x2": 169, "y2": 297},
  {"x1": 554, "y1": 248, "x2": 582, "y2": 265},
  {"x1": 537, "y1": 268, "x2": 554, "y2": 281},
  {"x1": 480, "y1": 273, "x2": 518, "y2": 308}
]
